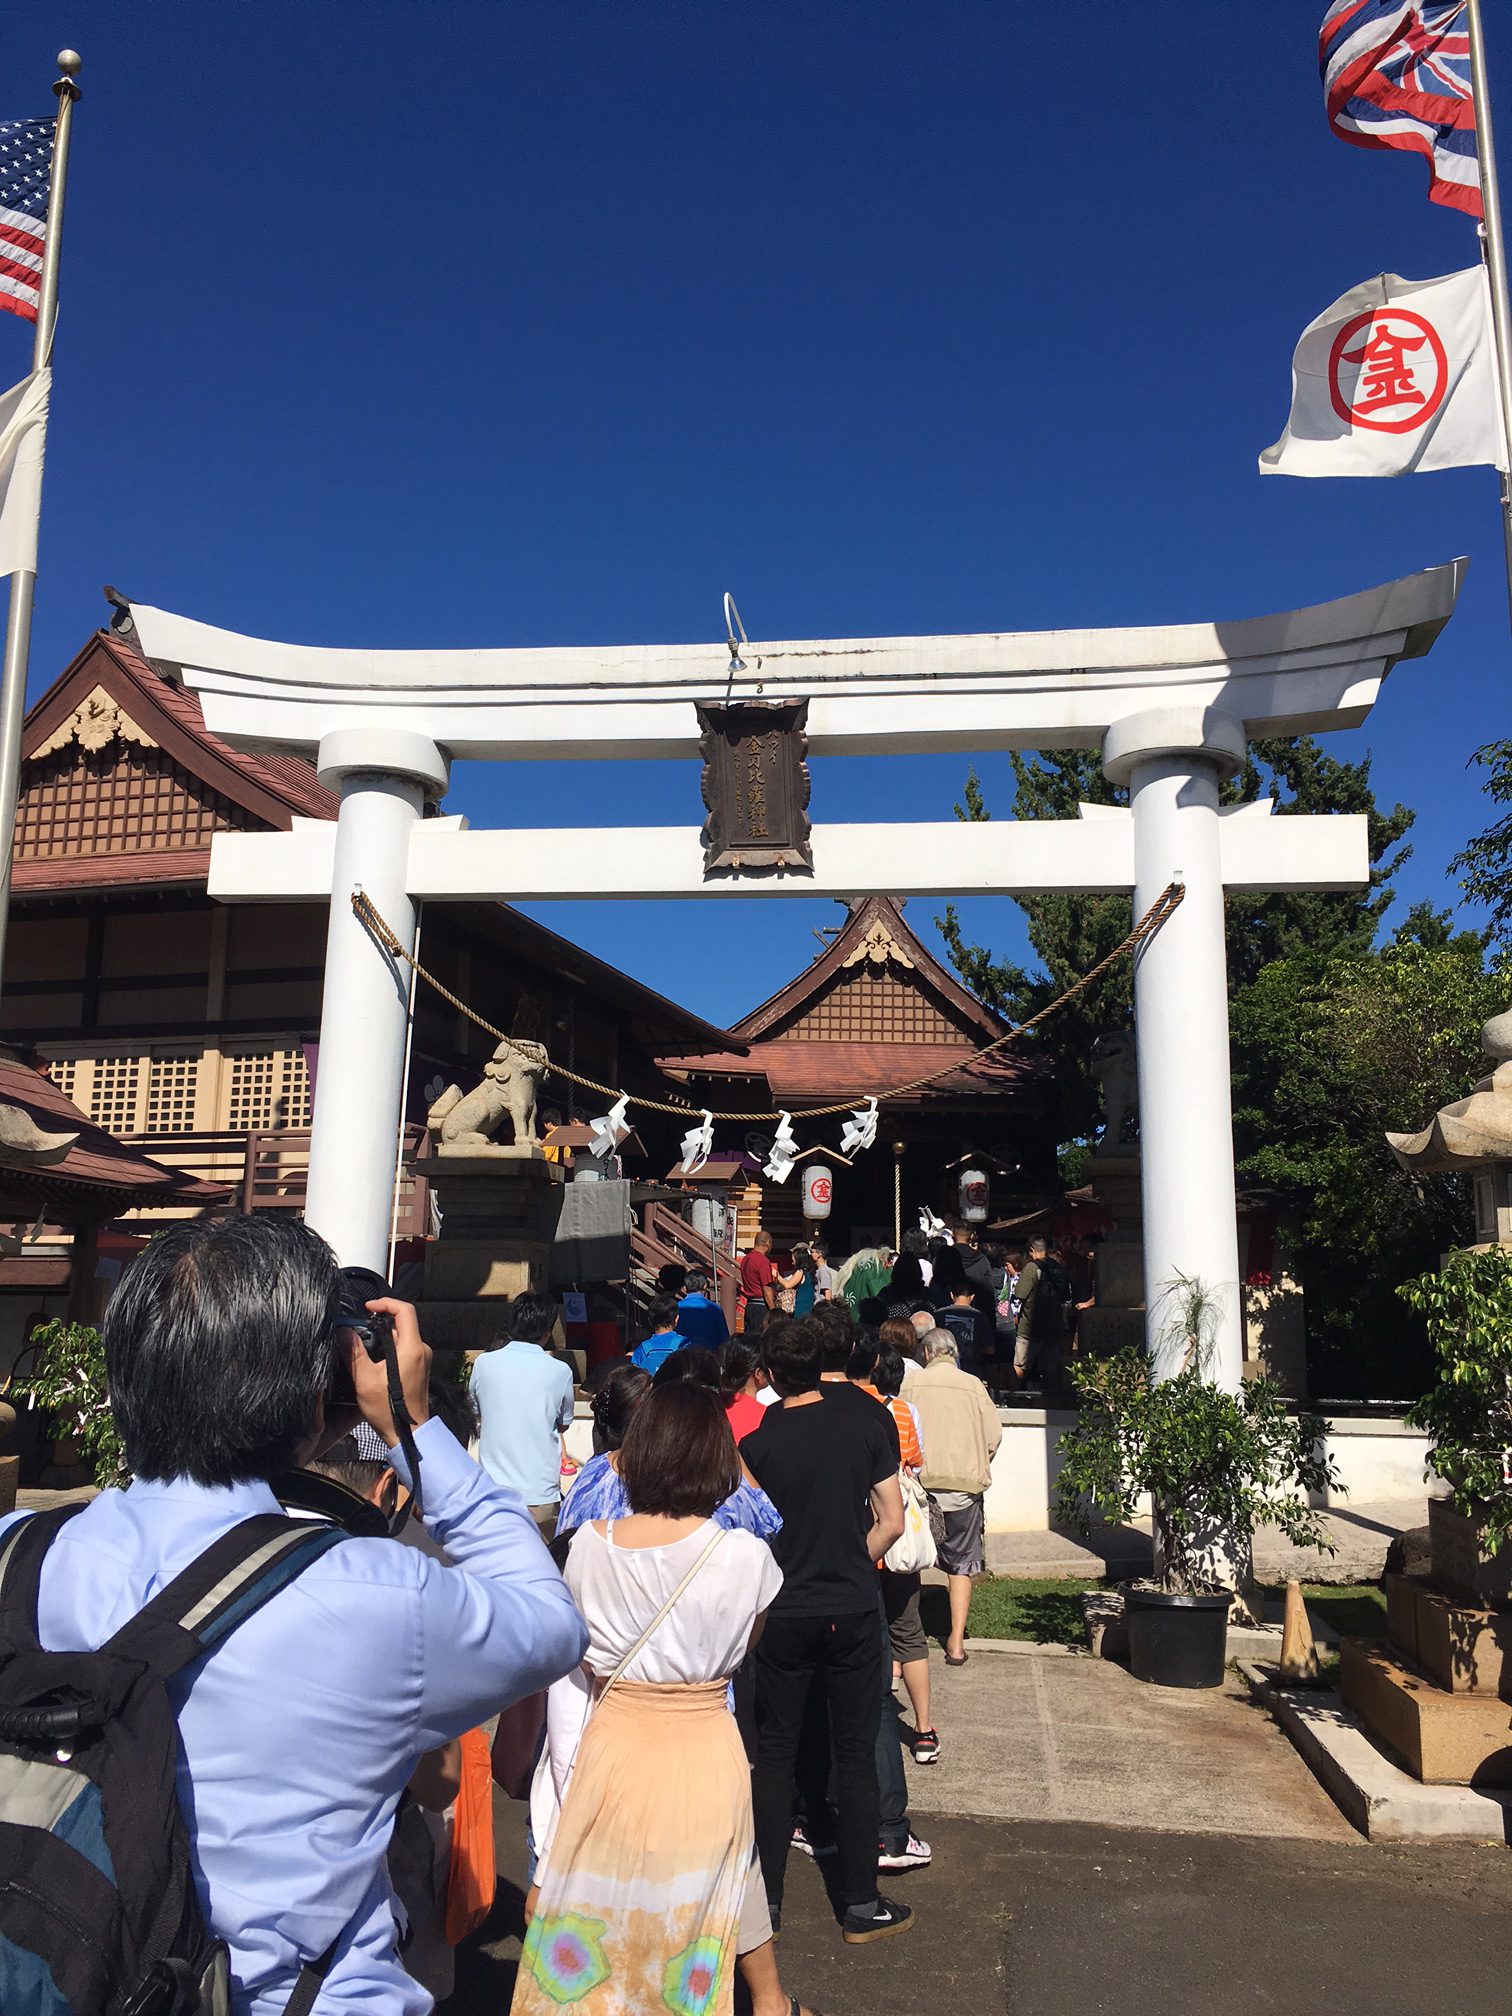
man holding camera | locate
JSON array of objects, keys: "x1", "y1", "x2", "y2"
[{"x1": 0, "y1": 1215, "x2": 588, "y2": 2015}]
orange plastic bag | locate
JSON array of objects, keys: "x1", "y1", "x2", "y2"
[{"x1": 444, "y1": 1725, "x2": 497, "y2": 1945}]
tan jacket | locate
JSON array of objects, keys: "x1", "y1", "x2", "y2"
[{"x1": 913, "y1": 1355, "x2": 1003, "y2": 1495}]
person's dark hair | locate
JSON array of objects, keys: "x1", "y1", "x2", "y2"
[
  {"x1": 428, "y1": 1368, "x2": 479, "y2": 1446},
  {"x1": 105, "y1": 1214, "x2": 340, "y2": 1487},
  {"x1": 873, "y1": 1343, "x2": 908, "y2": 1398},
  {"x1": 763, "y1": 1314, "x2": 823, "y2": 1398},
  {"x1": 718, "y1": 1334, "x2": 761, "y2": 1405},
  {"x1": 811, "y1": 1296, "x2": 854, "y2": 1373},
  {"x1": 846, "y1": 1327, "x2": 880, "y2": 1383},
  {"x1": 506, "y1": 1291, "x2": 559, "y2": 1345},
  {"x1": 909, "y1": 1297, "x2": 935, "y2": 1317},
  {"x1": 590, "y1": 1361, "x2": 652, "y2": 1450},
  {"x1": 684, "y1": 1268, "x2": 711, "y2": 1296},
  {"x1": 1006, "y1": 1248, "x2": 1025, "y2": 1268},
  {"x1": 791, "y1": 1242, "x2": 816, "y2": 1278},
  {"x1": 619, "y1": 1383, "x2": 740, "y2": 1518},
  {"x1": 646, "y1": 1293, "x2": 681, "y2": 1334},
  {"x1": 901, "y1": 1227, "x2": 928, "y2": 1257},
  {"x1": 651, "y1": 1344, "x2": 720, "y2": 1390},
  {"x1": 656, "y1": 1262, "x2": 688, "y2": 1297},
  {"x1": 857, "y1": 1296, "x2": 887, "y2": 1326}
]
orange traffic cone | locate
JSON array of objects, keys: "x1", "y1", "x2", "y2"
[{"x1": 1278, "y1": 1578, "x2": 1321, "y2": 1685}]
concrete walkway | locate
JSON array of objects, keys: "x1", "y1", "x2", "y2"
[
  {"x1": 985, "y1": 1499, "x2": 1425, "y2": 1583},
  {"x1": 899, "y1": 1644, "x2": 1354, "y2": 1840}
]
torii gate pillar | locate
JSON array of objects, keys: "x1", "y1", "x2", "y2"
[
  {"x1": 1107, "y1": 710, "x2": 1248, "y2": 1389},
  {"x1": 304, "y1": 728, "x2": 448, "y2": 1273}
]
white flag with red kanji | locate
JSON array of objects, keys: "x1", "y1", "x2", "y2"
[{"x1": 1260, "y1": 267, "x2": 1506, "y2": 476}]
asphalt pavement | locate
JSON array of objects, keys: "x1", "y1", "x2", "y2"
[{"x1": 449, "y1": 1798, "x2": 1512, "y2": 2016}]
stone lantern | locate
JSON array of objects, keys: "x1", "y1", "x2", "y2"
[{"x1": 1387, "y1": 1007, "x2": 1512, "y2": 1247}]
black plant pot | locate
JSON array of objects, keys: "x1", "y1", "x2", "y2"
[{"x1": 1123, "y1": 1587, "x2": 1232, "y2": 1688}]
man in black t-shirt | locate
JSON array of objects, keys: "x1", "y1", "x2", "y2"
[{"x1": 743, "y1": 1317, "x2": 913, "y2": 1945}]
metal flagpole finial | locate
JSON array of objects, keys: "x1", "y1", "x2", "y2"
[{"x1": 55, "y1": 51, "x2": 82, "y2": 99}]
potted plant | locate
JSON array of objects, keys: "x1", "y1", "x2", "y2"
[
  {"x1": 1399, "y1": 1246, "x2": 1512, "y2": 1608},
  {"x1": 8, "y1": 1318, "x2": 127, "y2": 1490},
  {"x1": 1055, "y1": 1277, "x2": 1337, "y2": 1687}
]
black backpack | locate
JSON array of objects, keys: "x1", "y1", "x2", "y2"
[{"x1": 0, "y1": 1505, "x2": 347, "y2": 2016}]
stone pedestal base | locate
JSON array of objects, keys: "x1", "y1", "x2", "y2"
[
  {"x1": 1340, "y1": 1639, "x2": 1512, "y2": 1784},
  {"x1": 1386, "y1": 1572, "x2": 1512, "y2": 1699},
  {"x1": 1428, "y1": 1497, "x2": 1512, "y2": 1611},
  {"x1": 414, "y1": 1154, "x2": 565, "y2": 1348}
]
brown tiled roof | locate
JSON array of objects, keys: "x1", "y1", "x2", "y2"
[
  {"x1": 0, "y1": 1056, "x2": 229, "y2": 1215},
  {"x1": 10, "y1": 847, "x2": 214, "y2": 895},
  {"x1": 126, "y1": 638, "x2": 336, "y2": 820},
  {"x1": 660, "y1": 1038, "x2": 1043, "y2": 1106}
]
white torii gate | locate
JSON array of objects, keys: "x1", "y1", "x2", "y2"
[{"x1": 119, "y1": 560, "x2": 1465, "y2": 1389}]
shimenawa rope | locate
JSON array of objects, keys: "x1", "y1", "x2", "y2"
[{"x1": 349, "y1": 881, "x2": 1184, "y2": 1126}]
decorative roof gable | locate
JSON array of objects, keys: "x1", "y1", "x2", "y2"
[
  {"x1": 731, "y1": 896, "x2": 1006, "y2": 1045},
  {"x1": 14, "y1": 630, "x2": 337, "y2": 895}
]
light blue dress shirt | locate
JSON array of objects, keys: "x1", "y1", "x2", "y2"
[
  {"x1": 0, "y1": 1419, "x2": 588, "y2": 2015},
  {"x1": 470, "y1": 1341, "x2": 575, "y2": 1506}
]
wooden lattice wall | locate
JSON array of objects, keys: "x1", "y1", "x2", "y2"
[{"x1": 15, "y1": 743, "x2": 249, "y2": 859}]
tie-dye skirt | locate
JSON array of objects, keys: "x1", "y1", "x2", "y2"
[{"x1": 514, "y1": 1679, "x2": 752, "y2": 2016}]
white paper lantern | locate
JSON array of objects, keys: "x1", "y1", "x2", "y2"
[
  {"x1": 959, "y1": 1167, "x2": 989, "y2": 1224},
  {"x1": 802, "y1": 1163, "x2": 834, "y2": 1221}
]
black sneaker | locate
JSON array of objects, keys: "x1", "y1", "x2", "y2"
[{"x1": 841, "y1": 1895, "x2": 915, "y2": 1945}]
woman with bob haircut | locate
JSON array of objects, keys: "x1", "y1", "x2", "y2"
[{"x1": 519, "y1": 1384, "x2": 816, "y2": 2016}]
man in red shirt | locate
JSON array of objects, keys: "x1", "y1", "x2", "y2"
[{"x1": 739, "y1": 1228, "x2": 778, "y2": 1339}]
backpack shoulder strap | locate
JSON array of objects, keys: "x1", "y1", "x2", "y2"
[
  {"x1": 104, "y1": 1513, "x2": 347, "y2": 1681},
  {"x1": 0, "y1": 1504, "x2": 87, "y2": 1652}
]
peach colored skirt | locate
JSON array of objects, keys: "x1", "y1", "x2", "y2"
[{"x1": 514, "y1": 1680, "x2": 751, "y2": 2016}]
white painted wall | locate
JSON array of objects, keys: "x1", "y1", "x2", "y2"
[{"x1": 567, "y1": 1402, "x2": 1437, "y2": 1529}]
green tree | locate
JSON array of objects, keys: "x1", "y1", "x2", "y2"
[
  {"x1": 1230, "y1": 926, "x2": 1499, "y2": 1396},
  {"x1": 938, "y1": 737, "x2": 1413, "y2": 1146},
  {"x1": 1451, "y1": 738, "x2": 1512, "y2": 948}
]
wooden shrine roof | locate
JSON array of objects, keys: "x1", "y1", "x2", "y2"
[
  {"x1": 14, "y1": 629, "x2": 337, "y2": 897},
  {"x1": 0, "y1": 1055, "x2": 230, "y2": 1218},
  {"x1": 659, "y1": 896, "x2": 1046, "y2": 1110}
]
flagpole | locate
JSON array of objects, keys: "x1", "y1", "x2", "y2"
[
  {"x1": 1465, "y1": 0, "x2": 1512, "y2": 631},
  {"x1": 0, "y1": 49, "x2": 81, "y2": 999}
]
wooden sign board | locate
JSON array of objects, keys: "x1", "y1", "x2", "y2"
[{"x1": 696, "y1": 698, "x2": 813, "y2": 874}]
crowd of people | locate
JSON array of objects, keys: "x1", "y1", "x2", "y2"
[
  {"x1": 0, "y1": 1210, "x2": 1043, "y2": 2016},
  {"x1": 805, "y1": 1221, "x2": 1099, "y2": 1401}
]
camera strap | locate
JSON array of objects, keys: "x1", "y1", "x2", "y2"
[{"x1": 381, "y1": 1332, "x2": 424, "y2": 1524}]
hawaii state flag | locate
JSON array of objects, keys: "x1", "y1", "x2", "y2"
[{"x1": 1321, "y1": 2, "x2": 1482, "y2": 216}]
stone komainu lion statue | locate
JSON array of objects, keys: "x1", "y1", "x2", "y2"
[{"x1": 426, "y1": 1037, "x2": 550, "y2": 1155}]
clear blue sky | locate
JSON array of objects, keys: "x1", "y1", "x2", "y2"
[{"x1": 4, "y1": 2, "x2": 1508, "y2": 1030}]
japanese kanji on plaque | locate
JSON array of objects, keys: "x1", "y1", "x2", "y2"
[{"x1": 695, "y1": 697, "x2": 813, "y2": 874}]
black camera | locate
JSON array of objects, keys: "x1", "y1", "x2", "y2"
[
  {"x1": 324, "y1": 1263, "x2": 425, "y2": 1520},
  {"x1": 326, "y1": 1265, "x2": 396, "y2": 1408}
]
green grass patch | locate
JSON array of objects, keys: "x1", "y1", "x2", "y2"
[
  {"x1": 1263, "y1": 1582, "x2": 1387, "y2": 1639},
  {"x1": 919, "y1": 1575, "x2": 1104, "y2": 1646}
]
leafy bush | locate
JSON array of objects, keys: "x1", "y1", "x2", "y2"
[
  {"x1": 10, "y1": 1319, "x2": 126, "y2": 1489},
  {"x1": 1400, "y1": 1246, "x2": 1512, "y2": 1554},
  {"x1": 1055, "y1": 1346, "x2": 1337, "y2": 1593}
]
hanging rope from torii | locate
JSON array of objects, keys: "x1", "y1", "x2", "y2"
[{"x1": 350, "y1": 881, "x2": 1183, "y2": 1182}]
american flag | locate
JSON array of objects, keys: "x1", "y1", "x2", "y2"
[
  {"x1": 1321, "y1": 2, "x2": 1481, "y2": 217},
  {"x1": 0, "y1": 116, "x2": 55, "y2": 324}
]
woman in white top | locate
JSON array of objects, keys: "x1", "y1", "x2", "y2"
[{"x1": 517, "y1": 1383, "x2": 817, "y2": 2016}]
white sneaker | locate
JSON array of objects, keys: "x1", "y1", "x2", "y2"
[{"x1": 877, "y1": 1833, "x2": 932, "y2": 1871}]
